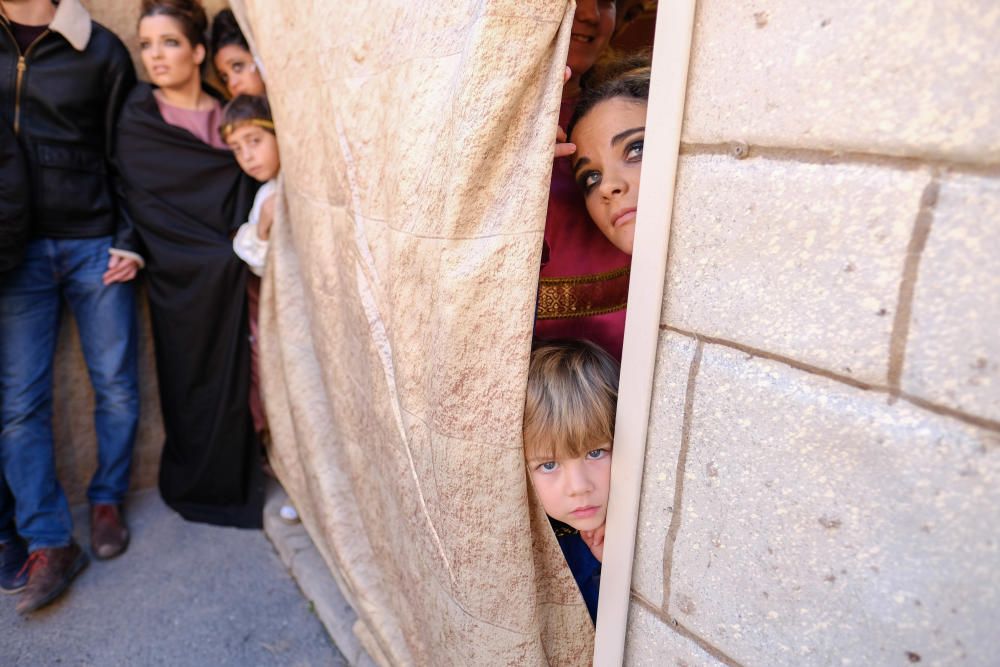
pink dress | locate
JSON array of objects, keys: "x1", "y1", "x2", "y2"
[
  {"x1": 154, "y1": 93, "x2": 227, "y2": 150},
  {"x1": 534, "y1": 100, "x2": 631, "y2": 361}
]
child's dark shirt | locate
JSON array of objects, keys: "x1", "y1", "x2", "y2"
[{"x1": 553, "y1": 520, "x2": 602, "y2": 623}]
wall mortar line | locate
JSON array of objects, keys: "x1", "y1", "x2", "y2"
[
  {"x1": 887, "y1": 177, "x2": 940, "y2": 398},
  {"x1": 661, "y1": 325, "x2": 878, "y2": 390},
  {"x1": 659, "y1": 325, "x2": 1000, "y2": 434},
  {"x1": 632, "y1": 591, "x2": 745, "y2": 667},
  {"x1": 661, "y1": 341, "x2": 704, "y2": 611},
  {"x1": 679, "y1": 143, "x2": 1000, "y2": 176}
]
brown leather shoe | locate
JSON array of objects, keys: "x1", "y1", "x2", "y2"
[
  {"x1": 90, "y1": 504, "x2": 130, "y2": 560},
  {"x1": 15, "y1": 542, "x2": 89, "y2": 615}
]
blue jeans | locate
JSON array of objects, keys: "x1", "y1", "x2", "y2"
[{"x1": 0, "y1": 236, "x2": 139, "y2": 550}]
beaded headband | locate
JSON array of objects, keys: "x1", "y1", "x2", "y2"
[{"x1": 219, "y1": 118, "x2": 275, "y2": 141}]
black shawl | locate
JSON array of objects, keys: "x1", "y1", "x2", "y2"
[{"x1": 116, "y1": 83, "x2": 263, "y2": 528}]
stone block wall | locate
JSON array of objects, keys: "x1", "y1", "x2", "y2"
[{"x1": 625, "y1": 2, "x2": 1000, "y2": 665}]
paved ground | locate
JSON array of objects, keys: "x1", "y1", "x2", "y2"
[{"x1": 0, "y1": 489, "x2": 347, "y2": 666}]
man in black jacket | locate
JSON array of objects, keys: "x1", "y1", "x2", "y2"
[
  {"x1": 0, "y1": 116, "x2": 28, "y2": 272},
  {"x1": 0, "y1": 0, "x2": 140, "y2": 614}
]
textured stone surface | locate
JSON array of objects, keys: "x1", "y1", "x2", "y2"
[
  {"x1": 902, "y1": 173, "x2": 1000, "y2": 422},
  {"x1": 683, "y1": 2, "x2": 1000, "y2": 163},
  {"x1": 53, "y1": 292, "x2": 164, "y2": 505},
  {"x1": 663, "y1": 343, "x2": 1000, "y2": 666},
  {"x1": 631, "y1": 332, "x2": 697, "y2": 603},
  {"x1": 664, "y1": 154, "x2": 928, "y2": 385},
  {"x1": 624, "y1": 601, "x2": 723, "y2": 667}
]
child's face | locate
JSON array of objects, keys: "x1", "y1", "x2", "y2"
[
  {"x1": 527, "y1": 444, "x2": 612, "y2": 532},
  {"x1": 226, "y1": 125, "x2": 280, "y2": 182},
  {"x1": 138, "y1": 15, "x2": 205, "y2": 91},
  {"x1": 571, "y1": 97, "x2": 648, "y2": 255},
  {"x1": 214, "y1": 45, "x2": 266, "y2": 98}
]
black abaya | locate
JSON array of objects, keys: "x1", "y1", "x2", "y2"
[{"x1": 116, "y1": 83, "x2": 263, "y2": 528}]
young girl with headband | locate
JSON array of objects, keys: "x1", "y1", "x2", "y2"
[
  {"x1": 222, "y1": 96, "x2": 278, "y2": 279},
  {"x1": 219, "y1": 94, "x2": 300, "y2": 525}
]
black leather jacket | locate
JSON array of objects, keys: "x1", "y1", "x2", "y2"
[
  {"x1": 0, "y1": 115, "x2": 29, "y2": 272},
  {"x1": 0, "y1": 11, "x2": 137, "y2": 252}
]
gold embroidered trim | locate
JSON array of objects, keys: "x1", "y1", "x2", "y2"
[
  {"x1": 536, "y1": 266, "x2": 630, "y2": 320},
  {"x1": 539, "y1": 265, "x2": 630, "y2": 286},
  {"x1": 552, "y1": 523, "x2": 578, "y2": 538}
]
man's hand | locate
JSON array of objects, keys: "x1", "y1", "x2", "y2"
[
  {"x1": 257, "y1": 194, "x2": 276, "y2": 241},
  {"x1": 580, "y1": 523, "x2": 605, "y2": 563},
  {"x1": 103, "y1": 254, "x2": 139, "y2": 285}
]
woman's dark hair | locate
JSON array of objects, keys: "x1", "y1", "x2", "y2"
[
  {"x1": 210, "y1": 9, "x2": 249, "y2": 55},
  {"x1": 567, "y1": 51, "x2": 652, "y2": 140},
  {"x1": 219, "y1": 94, "x2": 273, "y2": 140},
  {"x1": 139, "y1": 0, "x2": 208, "y2": 49}
]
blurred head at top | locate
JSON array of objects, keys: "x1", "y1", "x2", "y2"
[
  {"x1": 565, "y1": 0, "x2": 617, "y2": 98},
  {"x1": 211, "y1": 9, "x2": 265, "y2": 98}
]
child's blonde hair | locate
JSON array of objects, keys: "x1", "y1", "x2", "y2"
[{"x1": 523, "y1": 340, "x2": 619, "y2": 462}]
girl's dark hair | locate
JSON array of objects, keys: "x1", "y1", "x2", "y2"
[
  {"x1": 139, "y1": 0, "x2": 208, "y2": 48},
  {"x1": 220, "y1": 94, "x2": 273, "y2": 140},
  {"x1": 567, "y1": 51, "x2": 652, "y2": 140},
  {"x1": 210, "y1": 9, "x2": 249, "y2": 54}
]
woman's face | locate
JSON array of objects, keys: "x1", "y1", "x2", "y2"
[
  {"x1": 138, "y1": 14, "x2": 205, "y2": 90},
  {"x1": 214, "y1": 44, "x2": 265, "y2": 98},
  {"x1": 567, "y1": 0, "x2": 616, "y2": 80},
  {"x1": 571, "y1": 97, "x2": 647, "y2": 256}
]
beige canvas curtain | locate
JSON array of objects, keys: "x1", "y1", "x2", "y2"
[{"x1": 232, "y1": 2, "x2": 594, "y2": 664}]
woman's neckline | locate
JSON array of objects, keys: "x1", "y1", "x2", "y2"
[{"x1": 153, "y1": 88, "x2": 217, "y2": 113}]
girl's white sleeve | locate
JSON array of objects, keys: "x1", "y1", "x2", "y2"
[
  {"x1": 233, "y1": 222, "x2": 268, "y2": 276},
  {"x1": 232, "y1": 179, "x2": 276, "y2": 277}
]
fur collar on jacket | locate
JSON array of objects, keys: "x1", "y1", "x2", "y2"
[{"x1": 0, "y1": 0, "x2": 91, "y2": 51}]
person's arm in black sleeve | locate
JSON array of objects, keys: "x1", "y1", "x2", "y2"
[{"x1": 103, "y1": 40, "x2": 144, "y2": 276}]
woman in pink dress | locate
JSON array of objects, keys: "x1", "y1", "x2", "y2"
[{"x1": 115, "y1": 0, "x2": 262, "y2": 528}]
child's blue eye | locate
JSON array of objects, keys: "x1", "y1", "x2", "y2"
[
  {"x1": 538, "y1": 461, "x2": 558, "y2": 472},
  {"x1": 586, "y1": 449, "x2": 608, "y2": 460}
]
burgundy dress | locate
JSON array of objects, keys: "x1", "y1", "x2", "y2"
[{"x1": 534, "y1": 99, "x2": 631, "y2": 361}]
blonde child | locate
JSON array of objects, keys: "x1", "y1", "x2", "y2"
[{"x1": 523, "y1": 339, "x2": 619, "y2": 622}]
